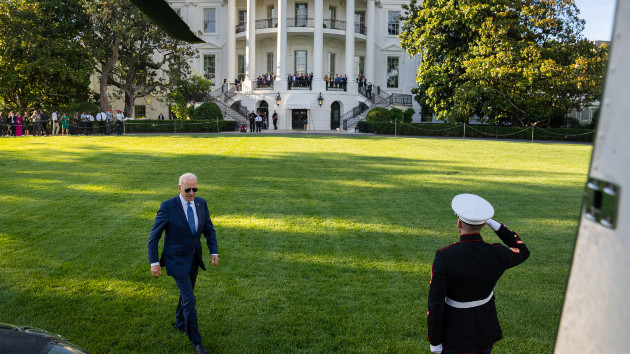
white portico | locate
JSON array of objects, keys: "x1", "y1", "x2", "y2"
[{"x1": 147, "y1": 0, "x2": 421, "y2": 129}]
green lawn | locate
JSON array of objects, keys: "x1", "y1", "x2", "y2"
[{"x1": 0, "y1": 135, "x2": 591, "y2": 353}]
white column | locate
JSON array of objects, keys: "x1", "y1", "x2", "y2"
[
  {"x1": 275, "y1": 0, "x2": 287, "y2": 88},
  {"x1": 312, "y1": 0, "x2": 325, "y2": 91},
  {"x1": 345, "y1": 0, "x2": 357, "y2": 92},
  {"x1": 245, "y1": 0, "x2": 256, "y2": 88},
  {"x1": 366, "y1": 0, "x2": 375, "y2": 83},
  {"x1": 227, "y1": 0, "x2": 236, "y2": 83}
]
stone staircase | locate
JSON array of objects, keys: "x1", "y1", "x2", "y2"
[
  {"x1": 343, "y1": 86, "x2": 413, "y2": 131},
  {"x1": 199, "y1": 84, "x2": 249, "y2": 125}
]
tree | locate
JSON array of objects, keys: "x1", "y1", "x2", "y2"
[
  {"x1": 167, "y1": 74, "x2": 212, "y2": 120},
  {"x1": 83, "y1": 0, "x2": 198, "y2": 117},
  {"x1": 82, "y1": 0, "x2": 130, "y2": 113},
  {"x1": 107, "y1": 6, "x2": 198, "y2": 118},
  {"x1": 399, "y1": 0, "x2": 609, "y2": 126},
  {"x1": 0, "y1": 0, "x2": 92, "y2": 110}
]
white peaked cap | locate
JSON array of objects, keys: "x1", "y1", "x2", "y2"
[{"x1": 451, "y1": 194, "x2": 494, "y2": 225}]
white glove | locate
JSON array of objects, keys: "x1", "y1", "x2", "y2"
[
  {"x1": 430, "y1": 344, "x2": 443, "y2": 353},
  {"x1": 486, "y1": 218, "x2": 501, "y2": 231}
]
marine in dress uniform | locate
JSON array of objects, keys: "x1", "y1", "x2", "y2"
[{"x1": 427, "y1": 194, "x2": 530, "y2": 354}]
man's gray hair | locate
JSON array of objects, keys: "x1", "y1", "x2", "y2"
[{"x1": 179, "y1": 173, "x2": 197, "y2": 185}]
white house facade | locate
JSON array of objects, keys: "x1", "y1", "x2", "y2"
[{"x1": 125, "y1": 0, "x2": 424, "y2": 129}]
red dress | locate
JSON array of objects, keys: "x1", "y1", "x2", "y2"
[{"x1": 15, "y1": 115, "x2": 23, "y2": 136}]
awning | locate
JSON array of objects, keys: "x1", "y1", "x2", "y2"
[{"x1": 285, "y1": 94, "x2": 311, "y2": 109}]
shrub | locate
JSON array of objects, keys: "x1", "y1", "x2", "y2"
[
  {"x1": 357, "y1": 121, "x2": 594, "y2": 142},
  {"x1": 192, "y1": 102, "x2": 223, "y2": 120},
  {"x1": 390, "y1": 107, "x2": 403, "y2": 122},
  {"x1": 365, "y1": 107, "x2": 391, "y2": 122},
  {"x1": 123, "y1": 119, "x2": 237, "y2": 133}
]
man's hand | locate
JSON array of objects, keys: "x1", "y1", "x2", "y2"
[
  {"x1": 151, "y1": 264, "x2": 162, "y2": 278},
  {"x1": 211, "y1": 254, "x2": 219, "y2": 266}
]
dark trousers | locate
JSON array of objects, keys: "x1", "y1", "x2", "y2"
[
  {"x1": 98, "y1": 121, "x2": 106, "y2": 135},
  {"x1": 255, "y1": 121, "x2": 261, "y2": 132},
  {"x1": 273, "y1": 119, "x2": 277, "y2": 129},
  {"x1": 83, "y1": 121, "x2": 88, "y2": 135},
  {"x1": 249, "y1": 121, "x2": 255, "y2": 132},
  {"x1": 173, "y1": 261, "x2": 202, "y2": 345},
  {"x1": 106, "y1": 120, "x2": 111, "y2": 135},
  {"x1": 33, "y1": 122, "x2": 42, "y2": 136},
  {"x1": 117, "y1": 120, "x2": 124, "y2": 135}
]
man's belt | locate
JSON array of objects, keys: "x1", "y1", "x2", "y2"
[{"x1": 445, "y1": 291, "x2": 494, "y2": 309}]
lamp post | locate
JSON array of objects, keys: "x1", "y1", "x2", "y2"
[{"x1": 317, "y1": 92, "x2": 324, "y2": 107}]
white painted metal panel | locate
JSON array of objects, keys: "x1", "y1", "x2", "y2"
[{"x1": 555, "y1": 0, "x2": 630, "y2": 352}]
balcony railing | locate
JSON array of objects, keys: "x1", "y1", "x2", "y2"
[
  {"x1": 326, "y1": 80, "x2": 347, "y2": 91},
  {"x1": 287, "y1": 17, "x2": 314, "y2": 28},
  {"x1": 323, "y1": 19, "x2": 345, "y2": 30},
  {"x1": 236, "y1": 19, "x2": 366, "y2": 34},
  {"x1": 355, "y1": 24, "x2": 367, "y2": 35},
  {"x1": 287, "y1": 77, "x2": 312, "y2": 90},
  {"x1": 256, "y1": 18, "x2": 278, "y2": 29}
]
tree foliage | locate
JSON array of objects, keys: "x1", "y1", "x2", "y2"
[
  {"x1": 167, "y1": 74, "x2": 212, "y2": 120},
  {"x1": 399, "y1": 0, "x2": 609, "y2": 126},
  {"x1": 0, "y1": 0, "x2": 92, "y2": 110},
  {"x1": 82, "y1": 0, "x2": 198, "y2": 117},
  {"x1": 108, "y1": 4, "x2": 198, "y2": 117}
]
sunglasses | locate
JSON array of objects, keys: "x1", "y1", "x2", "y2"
[{"x1": 181, "y1": 187, "x2": 198, "y2": 193}]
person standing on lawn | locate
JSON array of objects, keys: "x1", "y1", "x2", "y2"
[
  {"x1": 427, "y1": 194, "x2": 530, "y2": 354},
  {"x1": 272, "y1": 110, "x2": 278, "y2": 130},
  {"x1": 116, "y1": 110, "x2": 124, "y2": 135},
  {"x1": 148, "y1": 173, "x2": 219, "y2": 354}
]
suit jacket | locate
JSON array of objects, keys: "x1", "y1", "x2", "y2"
[
  {"x1": 427, "y1": 225, "x2": 529, "y2": 352},
  {"x1": 148, "y1": 195, "x2": 218, "y2": 278}
]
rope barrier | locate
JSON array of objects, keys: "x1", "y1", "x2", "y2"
[
  {"x1": 535, "y1": 127, "x2": 596, "y2": 137},
  {"x1": 395, "y1": 121, "x2": 463, "y2": 132},
  {"x1": 464, "y1": 124, "x2": 532, "y2": 137}
]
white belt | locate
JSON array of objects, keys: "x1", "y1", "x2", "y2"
[{"x1": 445, "y1": 291, "x2": 494, "y2": 309}]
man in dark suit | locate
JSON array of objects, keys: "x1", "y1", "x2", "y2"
[
  {"x1": 427, "y1": 194, "x2": 530, "y2": 354},
  {"x1": 148, "y1": 173, "x2": 219, "y2": 354}
]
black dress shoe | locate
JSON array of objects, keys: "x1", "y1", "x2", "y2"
[
  {"x1": 173, "y1": 323, "x2": 186, "y2": 333},
  {"x1": 192, "y1": 343, "x2": 209, "y2": 354}
]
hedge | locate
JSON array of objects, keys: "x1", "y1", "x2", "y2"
[
  {"x1": 356, "y1": 121, "x2": 595, "y2": 142},
  {"x1": 122, "y1": 119, "x2": 239, "y2": 133}
]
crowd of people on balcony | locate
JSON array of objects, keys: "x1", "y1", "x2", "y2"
[
  {"x1": 257, "y1": 73, "x2": 276, "y2": 87},
  {"x1": 325, "y1": 74, "x2": 349, "y2": 90},
  {"x1": 288, "y1": 72, "x2": 313, "y2": 88}
]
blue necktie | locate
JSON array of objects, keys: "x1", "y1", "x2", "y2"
[{"x1": 187, "y1": 202, "x2": 196, "y2": 234}]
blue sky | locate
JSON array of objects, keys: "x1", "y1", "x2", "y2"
[{"x1": 575, "y1": 0, "x2": 616, "y2": 41}]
